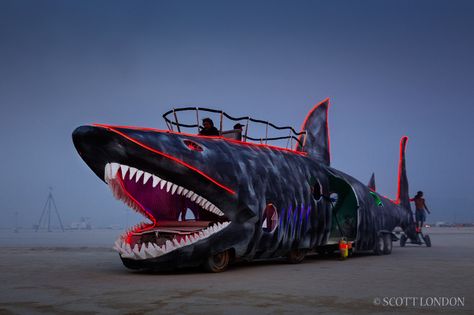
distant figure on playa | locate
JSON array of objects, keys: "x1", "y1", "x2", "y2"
[
  {"x1": 410, "y1": 191, "x2": 431, "y2": 229},
  {"x1": 199, "y1": 118, "x2": 219, "y2": 136}
]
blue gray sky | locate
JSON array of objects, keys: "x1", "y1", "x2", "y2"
[{"x1": 1, "y1": 0, "x2": 473, "y2": 228}]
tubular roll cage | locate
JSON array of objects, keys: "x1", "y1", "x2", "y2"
[{"x1": 162, "y1": 107, "x2": 308, "y2": 149}]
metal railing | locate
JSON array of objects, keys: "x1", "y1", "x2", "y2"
[{"x1": 162, "y1": 107, "x2": 307, "y2": 149}]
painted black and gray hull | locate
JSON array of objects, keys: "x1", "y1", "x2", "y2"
[{"x1": 72, "y1": 99, "x2": 418, "y2": 271}]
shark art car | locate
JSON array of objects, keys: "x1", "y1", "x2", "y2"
[{"x1": 72, "y1": 99, "x2": 420, "y2": 272}]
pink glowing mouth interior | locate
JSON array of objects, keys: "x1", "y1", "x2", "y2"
[{"x1": 107, "y1": 164, "x2": 229, "y2": 253}]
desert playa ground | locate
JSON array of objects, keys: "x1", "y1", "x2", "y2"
[{"x1": 0, "y1": 227, "x2": 473, "y2": 315}]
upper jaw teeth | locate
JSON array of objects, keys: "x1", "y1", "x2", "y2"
[
  {"x1": 113, "y1": 221, "x2": 231, "y2": 260},
  {"x1": 104, "y1": 162, "x2": 225, "y2": 217}
]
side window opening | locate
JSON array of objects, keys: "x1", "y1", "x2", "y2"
[{"x1": 262, "y1": 203, "x2": 279, "y2": 233}]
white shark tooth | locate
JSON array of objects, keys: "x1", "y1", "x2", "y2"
[
  {"x1": 144, "y1": 243, "x2": 158, "y2": 257},
  {"x1": 121, "y1": 251, "x2": 133, "y2": 259},
  {"x1": 160, "y1": 179, "x2": 167, "y2": 190},
  {"x1": 133, "y1": 244, "x2": 140, "y2": 256},
  {"x1": 262, "y1": 218, "x2": 268, "y2": 228},
  {"x1": 199, "y1": 199, "x2": 207, "y2": 207},
  {"x1": 171, "y1": 184, "x2": 178, "y2": 195},
  {"x1": 186, "y1": 190, "x2": 193, "y2": 198},
  {"x1": 160, "y1": 245, "x2": 167, "y2": 253},
  {"x1": 180, "y1": 239, "x2": 186, "y2": 246},
  {"x1": 125, "y1": 243, "x2": 132, "y2": 254},
  {"x1": 189, "y1": 235, "x2": 195, "y2": 243},
  {"x1": 177, "y1": 186, "x2": 184, "y2": 195},
  {"x1": 129, "y1": 167, "x2": 137, "y2": 180},
  {"x1": 166, "y1": 181, "x2": 172, "y2": 193},
  {"x1": 135, "y1": 170, "x2": 144, "y2": 183},
  {"x1": 182, "y1": 188, "x2": 189, "y2": 196},
  {"x1": 152, "y1": 175, "x2": 160, "y2": 188},
  {"x1": 173, "y1": 239, "x2": 180, "y2": 247},
  {"x1": 199, "y1": 231, "x2": 204, "y2": 238},
  {"x1": 203, "y1": 229, "x2": 210, "y2": 237},
  {"x1": 104, "y1": 163, "x2": 111, "y2": 182},
  {"x1": 120, "y1": 165, "x2": 129, "y2": 179},
  {"x1": 143, "y1": 172, "x2": 152, "y2": 185},
  {"x1": 110, "y1": 163, "x2": 120, "y2": 178},
  {"x1": 138, "y1": 244, "x2": 147, "y2": 259},
  {"x1": 191, "y1": 194, "x2": 198, "y2": 202},
  {"x1": 165, "y1": 240, "x2": 173, "y2": 252},
  {"x1": 196, "y1": 196, "x2": 203, "y2": 204}
]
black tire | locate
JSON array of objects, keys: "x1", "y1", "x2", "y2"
[
  {"x1": 383, "y1": 234, "x2": 393, "y2": 255},
  {"x1": 203, "y1": 250, "x2": 231, "y2": 273},
  {"x1": 423, "y1": 234, "x2": 431, "y2": 247},
  {"x1": 374, "y1": 235, "x2": 384, "y2": 255},
  {"x1": 400, "y1": 234, "x2": 407, "y2": 247},
  {"x1": 287, "y1": 249, "x2": 306, "y2": 264}
]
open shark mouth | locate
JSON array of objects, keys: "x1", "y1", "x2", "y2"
[{"x1": 105, "y1": 162, "x2": 231, "y2": 260}]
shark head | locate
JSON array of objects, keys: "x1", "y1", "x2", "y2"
[{"x1": 72, "y1": 121, "x2": 320, "y2": 269}]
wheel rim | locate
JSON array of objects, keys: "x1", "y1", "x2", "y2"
[{"x1": 211, "y1": 251, "x2": 229, "y2": 270}]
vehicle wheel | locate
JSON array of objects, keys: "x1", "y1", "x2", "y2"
[
  {"x1": 287, "y1": 249, "x2": 306, "y2": 264},
  {"x1": 383, "y1": 234, "x2": 392, "y2": 255},
  {"x1": 423, "y1": 234, "x2": 431, "y2": 247},
  {"x1": 400, "y1": 234, "x2": 407, "y2": 247},
  {"x1": 203, "y1": 250, "x2": 230, "y2": 273},
  {"x1": 374, "y1": 235, "x2": 384, "y2": 255}
]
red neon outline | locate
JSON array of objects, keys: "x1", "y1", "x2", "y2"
[
  {"x1": 93, "y1": 124, "x2": 236, "y2": 195},
  {"x1": 92, "y1": 124, "x2": 307, "y2": 156},
  {"x1": 395, "y1": 136, "x2": 409, "y2": 204},
  {"x1": 295, "y1": 98, "x2": 331, "y2": 162}
]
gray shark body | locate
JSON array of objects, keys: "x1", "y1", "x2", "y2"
[{"x1": 73, "y1": 99, "x2": 417, "y2": 271}]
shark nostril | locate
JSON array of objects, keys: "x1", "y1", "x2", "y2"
[{"x1": 183, "y1": 140, "x2": 203, "y2": 152}]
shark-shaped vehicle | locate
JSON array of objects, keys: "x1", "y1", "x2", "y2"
[{"x1": 72, "y1": 99, "x2": 421, "y2": 272}]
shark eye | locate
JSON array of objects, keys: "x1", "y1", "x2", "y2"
[{"x1": 183, "y1": 140, "x2": 203, "y2": 152}]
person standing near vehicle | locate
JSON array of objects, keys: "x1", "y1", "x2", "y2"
[{"x1": 410, "y1": 191, "x2": 431, "y2": 229}]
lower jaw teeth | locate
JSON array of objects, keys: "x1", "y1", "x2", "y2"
[{"x1": 113, "y1": 221, "x2": 230, "y2": 260}]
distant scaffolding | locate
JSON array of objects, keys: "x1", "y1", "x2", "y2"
[
  {"x1": 162, "y1": 107, "x2": 307, "y2": 150},
  {"x1": 35, "y1": 187, "x2": 64, "y2": 232}
]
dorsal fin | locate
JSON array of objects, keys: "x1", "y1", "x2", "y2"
[
  {"x1": 396, "y1": 136, "x2": 411, "y2": 210},
  {"x1": 296, "y1": 98, "x2": 330, "y2": 166},
  {"x1": 368, "y1": 172, "x2": 376, "y2": 191}
]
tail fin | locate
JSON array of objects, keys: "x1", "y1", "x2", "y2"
[
  {"x1": 368, "y1": 172, "x2": 376, "y2": 191},
  {"x1": 396, "y1": 136, "x2": 411, "y2": 210},
  {"x1": 296, "y1": 98, "x2": 330, "y2": 166}
]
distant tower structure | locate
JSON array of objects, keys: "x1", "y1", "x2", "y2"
[{"x1": 35, "y1": 187, "x2": 65, "y2": 232}]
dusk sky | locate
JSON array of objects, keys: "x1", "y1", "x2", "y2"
[{"x1": 1, "y1": 0, "x2": 473, "y2": 228}]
